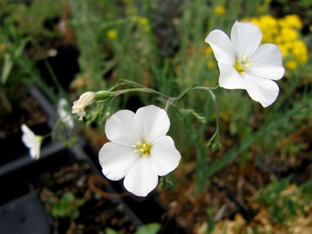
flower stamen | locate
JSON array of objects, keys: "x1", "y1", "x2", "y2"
[
  {"x1": 132, "y1": 141, "x2": 151, "y2": 156},
  {"x1": 235, "y1": 55, "x2": 253, "y2": 74}
]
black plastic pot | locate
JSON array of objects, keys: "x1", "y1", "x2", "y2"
[{"x1": 0, "y1": 185, "x2": 52, "y2": 234}]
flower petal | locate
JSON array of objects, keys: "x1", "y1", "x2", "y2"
[
  {"x1": 124, "y1": 156, "x2": 158, "y2": 197},
  {"x1": 21, "y1": 124, "x2": 41, "y2": 159},
  {"x1": 21, "y1": 124, "x2": 34, "y2": 140},
  {"x1": 30, "y1": 137, "x2": 41, "y2": 160},
  {"x1": 150, "y1": 136, "x2": 181, "y2": 176},
  {"x1": 243, "y1": 73, "x2": 280, "y2": 107},
  {"x1": 248, "y1": 43, "x2": 285, "y2": 80},
  {"x1": 105, "y1": 110, "x2": 140, "y2": 146},
  {"x1": 135, "y1": 105, "x2": 170, "y2": 144},
  {"x1": 99, "y1": 142, "x2": 139, "y2": 181},
  {"x1": 218, "y1": 63, "x2": 246, "y2": 89},
  {"x1": 231, "y1": 21, "x2": 262, "y2": 59},
  {"x1": 205, "y1": 29, "x2": 235, "y2": 64}
]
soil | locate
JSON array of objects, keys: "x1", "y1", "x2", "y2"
[
  {"x1": 156, "y1": 120, "x2": 312, "y2": 233},
  {"x1": 32, "y1": 158, "x2": 139, "y2": 234}
]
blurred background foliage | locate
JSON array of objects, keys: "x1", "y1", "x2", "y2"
[{"x1": 1, "y1": 0, "x2": 312, "y2": 233}]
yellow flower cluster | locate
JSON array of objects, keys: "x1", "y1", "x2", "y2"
[{"x1": 244, "y1": 14, "x2": 308, "y2": 70}]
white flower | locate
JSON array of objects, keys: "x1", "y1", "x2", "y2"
[
  {"x1": 98, "y1": 105, "x2": 181, "y2": 197},
  {"x1": 21, "y1": 124, "x2": 43, "y2": 160},
  {"x1": 72, "y1": 91, "x2": 96, "y2": 120},
  {"x1": 205, "y1": 21, "x2": 285, "y2": 107},
  {"x1": 58, "y1": 98, "x2": 74, "y2": 129}
]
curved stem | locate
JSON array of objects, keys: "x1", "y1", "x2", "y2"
[
  {"x1": 113, "y1": 87, "x2": 176, "y2": 110},
  {"x1": 165, "y1": 97, "x2": 179, "y2": 111},
  {"x1": 114, "y1": 87, "x2": 172, "y2": 99},
  {"x1": 191, "y1": 86, "x2": 221, "y2": 145},
  {"x1": 111, "y1": 84, "x2": 220, "y2": 117},
  {"x1": 105, "y1": 79, "x2": 220, "y2": 129}
]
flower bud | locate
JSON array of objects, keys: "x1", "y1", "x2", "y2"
[
  {"x1": 95, "y1": 90, "x2": 112, "y2": 100},
  {"x1": 72, "y1": 91, "x2": 96, "y2": 120}
]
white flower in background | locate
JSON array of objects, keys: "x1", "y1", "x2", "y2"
[
  {"x1": 99, "y1": 105, "x2": 181, "y2": 197},
  {"x1": 205, "y1": 21, "x2": 285, "y2": 107},
  {"x1": 72, "y1": 91, "x2": 96, "y2": 120},
  {"x1": 21, "y1": 124, "x2": 43, "y2": 160},
  {"x1": 58, "y1": 98, "x2": 74, "y2": 129}
]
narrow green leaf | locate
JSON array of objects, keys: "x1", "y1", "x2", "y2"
[{"x1": 1, "y1": 53, "x2": 13, "y2": 84}]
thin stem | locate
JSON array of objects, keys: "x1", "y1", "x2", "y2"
[
  {"x1": 113, "y1": 87, "x2": 172, "y2": 102},
  {"x1": 192, "y1": 86, "x2": 221, "y2": 144},
  {"x1": 165, "y1": 97, "x2": 179, "y2": 112},
  {"x1": 111, "y1": 84, "x2": 220, "y2": 116},
  {"x1": 192, "y1": 85, "x2": 219, "y2": 91},
  {"x1": 113, "y1": 87, "x2": 184, "y2": 112},
  {"x1": 106, "y1": 79, "x2": 220, "y2": 126}
]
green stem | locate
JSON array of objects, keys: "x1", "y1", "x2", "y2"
[
  {"x1": 191, "y1": 86, "x2": 221, "y2": 146},
  {"x1": 110, "y1": 84, "x2": 220, "y2": 117}
]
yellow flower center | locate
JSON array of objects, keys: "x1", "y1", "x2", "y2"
[
  {"x1": 235, "y1": 55, "x2": 253, "y2": 74},
  {"x1": 132, "y1": 141, "x2": 151, "y2": 156}
]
